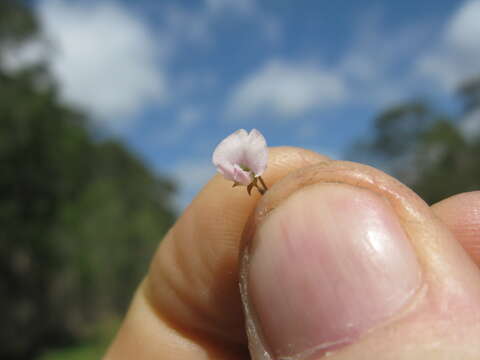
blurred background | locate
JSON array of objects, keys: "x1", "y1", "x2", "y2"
[{"x1": 1, "y1": 0, "x2": 479, "y2": 358}]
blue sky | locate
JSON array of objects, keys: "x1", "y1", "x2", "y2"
[{"x1": 14, "y1": 0, "x2": 480, "y2": 209}]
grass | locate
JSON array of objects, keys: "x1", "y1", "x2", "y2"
[
  {"x1": 38, "y1": 343, "x2": 107, "y2": 360},
  {"x1": 38, "y1": 318, "x2": 120, "y2": 360}
]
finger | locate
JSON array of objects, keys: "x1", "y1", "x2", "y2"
[
  {"x1": 240, "y1": 161, "x2": 480, "y2": 359},
  {"x1": 104, "y1": 147, "x2": 328, "y2": 359},
  {"x1": 431, "y1": 191, "x2": 480, "y2": 266}
]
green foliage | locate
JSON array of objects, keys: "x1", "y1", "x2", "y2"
[
  {"x1": 1, "y1": 68, "x2": 90, "y2": 359},
  {"x1": 0, "y1": 1, "x2": 176, "y2": 359},
  {"x1": 348, "y1": 81, "x2": 480, "y2": 205},
  {"x1": 39, "y1": 318, "x2": 120, "y2": 360},
  {"x1": 0, "y1": 0, "x2": 39, "y2": 49},
  {"x1": 458, "y1": 76, "x2": 480, "y2": 113},
  {"x1": 372, "y1": 102, "x2": 433, "y2": 157},
  {"x1": 40, "y1": 345, "x2": 106, "y2": 360}
]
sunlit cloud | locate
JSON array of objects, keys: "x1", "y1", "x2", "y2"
[
  {"x1": 227, "y1": 59, "x2": 347, "y2": 119},
  {"x1": 461, "y1": 109, "x2": 480, "y2": 140},
  {"x1": 37, "y1": 0, "x2": 167, "y2": 129},
  {"x1": 2, "y1": 37, "x2": 48, "y2": 73},
  {"x1": 7, "y1": 0, "x2": 283, "y2": 134},
  {"x1": 417, "y1": 0, "x2": 480, "y2": 90},
  {"x1": 225, "y1": 10, "x2": 436, "y2": 122}
]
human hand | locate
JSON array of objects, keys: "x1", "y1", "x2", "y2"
[{"x1": 104, "y1": 147, "x2": 480, "y2": 360}]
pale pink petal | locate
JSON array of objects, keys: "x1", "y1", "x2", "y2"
[
  {"x1": 233, "y1": 164, "x2": 252, "y2": 185},
  {"x1": 212, "y1": 129, "x2": 248, "y2": 172},
  {"x1": 212, "y1": 128, "x2": 268, "y2": 184},
  {"x1": 216, "y1": 162, "x2": 235, "y2": 181},
  {"x1": 244, "y1": 129, "x2": 268, "y2": 176}
]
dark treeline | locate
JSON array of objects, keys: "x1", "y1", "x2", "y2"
[
  {"x1": 0, "y1": 1, "x2": 176, "y2": 359},
  {"x1": 348, "y1": 77, "x2": 480, "y2": 205}
]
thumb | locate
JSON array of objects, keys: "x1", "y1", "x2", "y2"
[{"x1": 240, "y1": 161, "x2": 480, "y2": 360}]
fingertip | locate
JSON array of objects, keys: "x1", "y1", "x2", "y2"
[
  {"x1": 432, "y1": 191, "x2": 480, "y2": 266},
  {"x1": 147, "y1": 147, "x2": 329, "y2": 350}
]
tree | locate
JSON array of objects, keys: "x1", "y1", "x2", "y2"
[
  {"x1": 348, "y1": 81, "x2": 480, "y2": 205},
  {"x1": 458, "y1": 76, "x2": 480, "y2": 114},
  {"x1": 0, "y1": 1, "x2": 176, "y2": 359}
]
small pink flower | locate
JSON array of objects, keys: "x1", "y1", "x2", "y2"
[{"x1": 212, "y1": 129, "x2": 268, "y2": 186}]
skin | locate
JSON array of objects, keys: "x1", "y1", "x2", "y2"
[{"x1": 104, "y1": 147, "x2": 480, "y2": 360}]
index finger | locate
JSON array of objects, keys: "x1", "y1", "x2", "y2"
[{"x1": 105, "y1": 147, "x2": 328, "y2": 360}]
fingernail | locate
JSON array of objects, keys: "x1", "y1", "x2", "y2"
[{"x1": 247, "y1": 184, "x2": 422, "y2": 359}]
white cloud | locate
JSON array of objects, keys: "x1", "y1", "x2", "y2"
[
  {"x1": 446, "y1": 0, "x2": 480, "y2": 51},
  {"x1": 227, "y1": 60, "x2": 347, "y2": 119},
  {"x1": 460, "y1": 109, "x2": 480, "y2": 140},
  {"x1": 2, "y1": 38, "x2": 48, "y2": 72},
  {"x1": 417, "y1": 0, "x2": 480, "y2": 90},
  {"x1": 226, "y1": 11, "x2": 435, "y2": 122},
  {"x1": 22, "y1": 0, "x2": 281, "y2": 131},
  {"x1": 37, "y1": 0, "x2": 167, "y2": 128}
]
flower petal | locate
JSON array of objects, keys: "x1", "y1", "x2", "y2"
[
  {"x1": 212, "y1": 129, "x2": 248, "y2": 174},
  {"x1": 244, "y1": 129, "x2": 268, "y2": 176},
  {"x1": 216, "y1": 162, "x2": 235, "y2": 182},
  {"x1": 233, "y1": 164, "x2": 252, "y2": 185}
]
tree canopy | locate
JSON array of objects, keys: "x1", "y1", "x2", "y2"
[
  {"x1": 0, "y1": 1, "x2": 176, "y2": 359},
  {"x1": 348, "y1": 79, "x2": 480, "y2": 205}
]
